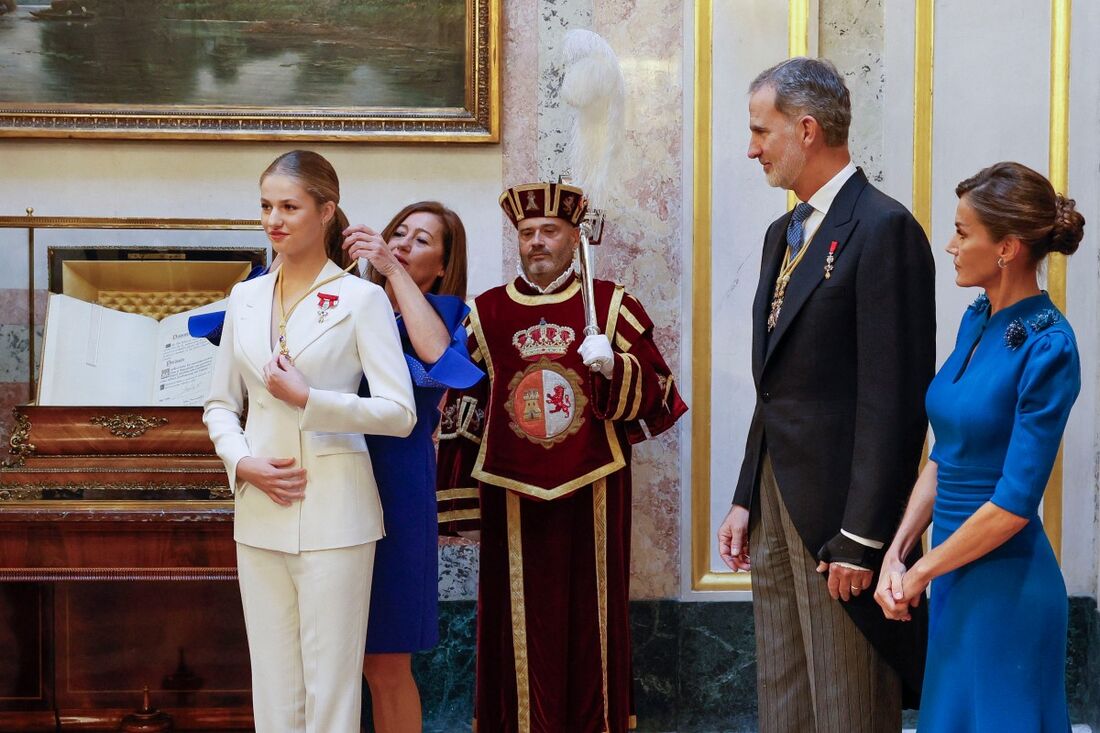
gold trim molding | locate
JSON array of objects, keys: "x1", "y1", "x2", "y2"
[
  {"x1": 691, "y1": 0, "x2": 812, "y2": 592},
  {"x1": 786, "y1": 0, "x2": 811, "y2": 211},
  {"x1": 1, "y1": 410, "x2": 34, "y2": 470},
  {"x1": 0, "y1": 0, "x2": 500, "y2": 143},
  {"x1": 1044, "y1": 0, "x2": 1072, "y2": 561},
  {"x1": 89, "y1": 414, "x2": 169, "y2": 439},
  {"x1": 912, "y1": 0, "x2": 934, "y2": 235}
]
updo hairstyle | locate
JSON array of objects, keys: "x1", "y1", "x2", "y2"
[
  {"x1": 261, "y1": 150, "x2": 351, "y2": 266},
  {"x1": 955, "y1": 161, "x2": 1084, "y2": 263}
]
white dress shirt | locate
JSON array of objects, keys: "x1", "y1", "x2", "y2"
[{"x1": 800, "y1": 161, "x2": 857, "y2": 247}]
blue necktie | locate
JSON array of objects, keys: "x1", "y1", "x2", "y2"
[{"x1": 786, "y1": 202, "x2": 815, "y2": 260}]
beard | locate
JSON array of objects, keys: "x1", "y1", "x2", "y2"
[
  {"x1": 765, "y1": 140, "x2": 806, "y2": 190},
  {"x1": 521, "y1": 250, "x2": 572, "y2": 284}
]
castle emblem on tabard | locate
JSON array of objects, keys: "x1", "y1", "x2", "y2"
[{"x1": 506, "y1": 358, "x2": 587, "y2": 447}]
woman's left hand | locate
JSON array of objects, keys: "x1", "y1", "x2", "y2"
[
  {"x1": 343, "y1": 224, "x2": 402, "y2": 279},
  {"x1": 895, "y1": 565, "x2": 930, "y2": 610},
  {"x1": 264, "y1": 354, "x2": 310, "y2": 408}
]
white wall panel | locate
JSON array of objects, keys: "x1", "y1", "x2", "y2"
[
  {"x1": 929, "y1": 0, "x2": 1051, "y2": 362},
  {"x1": 0, "y1": 142, "x2": 504, "y2": 297}
]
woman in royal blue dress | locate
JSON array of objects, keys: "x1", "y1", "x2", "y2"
[
  {"x1": 875, "y1": 162, "x2": 1085, "y2": 732},
  {"x1": 342, "y1": 202, "x2": 482, "y2": 733}
]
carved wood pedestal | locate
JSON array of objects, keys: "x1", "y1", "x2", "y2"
[{"x1": 0, "y1": 406, "x2": 254, "y2": 731}]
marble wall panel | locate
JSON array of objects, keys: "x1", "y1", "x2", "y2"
[
  {"x1": 438, "y1": 539, "x2": 479, "y2": 601},
  {"x1": 500, "y1": 0, "x2": 541, "y2": 282},
  {"x1": 537, "y1": 0, "x2": 594, "y2": 181},
  {"x1": 0, "y1": 288, "x2": 44, "y2": 446},
  {"x1": 819, "y1": 0, "x2": 886, "y2": 185},
  {"x1": 590, "y1": 0, "x2": 685, "y2": 600}
]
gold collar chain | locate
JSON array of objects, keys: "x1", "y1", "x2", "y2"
[
  {"x1": 767, "y1": 232, "x2": 817, "y2": 332},
  {"x1": 275, "y1": 262, "x2": 357, "y2": 361}
]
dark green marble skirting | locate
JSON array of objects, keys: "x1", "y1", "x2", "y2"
[{"x1": 362, "y1": 597, "x2": 1100, "y2": 732}]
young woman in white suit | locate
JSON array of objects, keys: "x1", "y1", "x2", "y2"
[{"x1": 203, "y1": 150, "x2": 416, "y2": 733}]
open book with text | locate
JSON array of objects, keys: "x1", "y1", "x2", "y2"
[{"x1": 38, "y1": 293, "x2": 224, "y2": 407}]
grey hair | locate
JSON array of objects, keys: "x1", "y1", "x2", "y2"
[{"x1": 749, "y1": 57, "x2": 851, "y2": 147}]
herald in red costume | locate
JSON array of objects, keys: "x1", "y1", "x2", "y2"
[{"x1": 437, "y1": 198, "x2": 687, "y2": 732}]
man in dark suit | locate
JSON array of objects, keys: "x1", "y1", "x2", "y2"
[{"x1": 717, "y1": 57, "x2": 936, "y2": 732}]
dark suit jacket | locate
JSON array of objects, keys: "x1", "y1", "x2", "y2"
[{"x1": 733, "y1": 168, "x2": 935, "y2": 707}]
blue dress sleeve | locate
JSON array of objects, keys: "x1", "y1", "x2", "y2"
[
  {"x1": 402, "y1": 293, "x2": 484, "y2": 390},
  {"x1": 187, "y1": 264, "x2": 269, "y2": 346},
  {"x1": 990, "y1": 330, "x2": 1081, "y2": 517}
]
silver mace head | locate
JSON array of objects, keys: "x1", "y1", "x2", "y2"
[{"x1": 579, "y1": 209, "x2": 605, "y2": 245}]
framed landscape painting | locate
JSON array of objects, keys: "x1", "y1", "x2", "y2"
[{"x1": 0, "y1": 0, "x2": 499, "y2": 141}]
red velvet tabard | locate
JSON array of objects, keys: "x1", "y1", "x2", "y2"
[{"x1": 468, "y1": 277, "x2": 627, "y2": 500}]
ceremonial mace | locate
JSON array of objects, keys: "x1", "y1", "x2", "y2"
[{"x1": 560, "y1": 29, "x2": 626, "y2": 354}]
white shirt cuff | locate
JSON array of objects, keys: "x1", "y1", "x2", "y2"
[
  {"x1": 841, "y1": 529, "x2": 884, "y2": 550},
  {"x1": 832, "y1": 561, "x2": 871, "y2": 571}
]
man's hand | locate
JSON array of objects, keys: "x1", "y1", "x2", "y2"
[
  {"x1": 578, "y1": 334, "x2": 614, "y2": 377},
  {"x1": 718, "y1": 504, "x2": 751, "y2": 571},
  {"x1": 815, "y1": 561, "x2": 873, "y2": 602},
  {"x1": 236, "y1": 456, "x2": 307, "y2": 507},
  {"x1": 263, "y1": 354, "x2": 310, "y2": 408}
]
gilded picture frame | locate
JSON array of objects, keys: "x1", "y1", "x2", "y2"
[{"x1": 0, "y1": 0, "x2": 499, "y2": 142}]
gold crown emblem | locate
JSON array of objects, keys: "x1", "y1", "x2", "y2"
[{"x1": 512, "y1": 319, "x2": 576, "y2": 360}]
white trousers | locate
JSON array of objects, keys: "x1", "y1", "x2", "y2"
[{"x1": 236, "y1": 541, "x2": 375, "y2": 733}]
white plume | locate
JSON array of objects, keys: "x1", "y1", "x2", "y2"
[{"x1": 560, "y1": 29, "x2": 625, "y2": 211}]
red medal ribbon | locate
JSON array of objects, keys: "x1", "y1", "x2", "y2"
[{"x1": 317, "y1": 292, "x2": 339, "y2": 308}]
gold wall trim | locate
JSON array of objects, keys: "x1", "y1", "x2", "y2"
[
  {"x1": 1045, "y1": 0, "x2": 1072, "y2": 561},
  {"x1": 690, "y1": 0, "x2": 749, "y2": 592},
  {"x1": 0, "y1": 215, "x2": 261, "y2": 230},
  {"x1": 786, "y1": 0, "x2": 812, "y2": 211},
  {"x1": 788, "y1": 0, "x2": 811, "y2": 58},
  {"x1": 0, "y1": 0, "x2": 499, "y2": 143},
  {"x1": 912, "y1": 0, "x2": 935, "y2": 235},
  {"x1": 691, "y1": 2, "x2": 813, "y2": 592}
]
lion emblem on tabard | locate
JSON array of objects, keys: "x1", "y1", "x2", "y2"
[{"x1": 506, "y1": 358, "x2": 587, "y2": 447}]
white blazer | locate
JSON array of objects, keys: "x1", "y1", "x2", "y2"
[{"x1": 204, "y1": 260, "x2": 416, "y2": 554}]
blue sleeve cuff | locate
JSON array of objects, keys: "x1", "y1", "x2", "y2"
[
  {"x1": 407, "y1": 348, "x2": 484, "y2": 389},
  {"x1": 398, "y1": 294, "x2": 482, "y2": 389},
  {"x1": 424, "y1": 293, "x2": 471, "y2": 334},
  {"x1": 187, "y1": 311, "x2": 226, "y2": 345}
]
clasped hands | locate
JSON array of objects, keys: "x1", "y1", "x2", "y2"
[{"x1": 873, "y1": 555, "x2": 929, "y2": 622}]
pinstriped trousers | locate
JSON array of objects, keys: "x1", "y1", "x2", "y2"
[{"x1": 749, "y1": 455, "x2": 902, "y2": 733}]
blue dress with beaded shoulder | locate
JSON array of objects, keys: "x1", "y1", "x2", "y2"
[
  {"x1": 919, "y1": 292, "x2": 1080, "y2": 732},
  {"x1": 362, "y1": 293, "x2": 483, "y2": 653}
]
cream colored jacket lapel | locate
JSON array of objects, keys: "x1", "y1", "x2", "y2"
[{"x1": 203, "y1": 262, "x2": 416, "y2": 554}]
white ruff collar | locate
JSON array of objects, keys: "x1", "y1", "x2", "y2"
[{"x1": 517, "y1": 262, "x2": 577, "y2": 294}]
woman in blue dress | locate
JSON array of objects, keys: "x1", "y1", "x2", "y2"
[
  {"x1": 343, "y1": 202, "x2": 482, "y2": 733},
  {"x1": 875, "y1": 162, "x2": 1085, "y2": 732}
]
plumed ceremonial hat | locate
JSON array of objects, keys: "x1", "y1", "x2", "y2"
[{"x1": 499, "y1": 182, "x2": 588, "y2": 228}]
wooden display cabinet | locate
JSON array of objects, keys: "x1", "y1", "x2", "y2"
[{"x1": 0, "y1": 216, "x2": 265, "y2": 731}]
